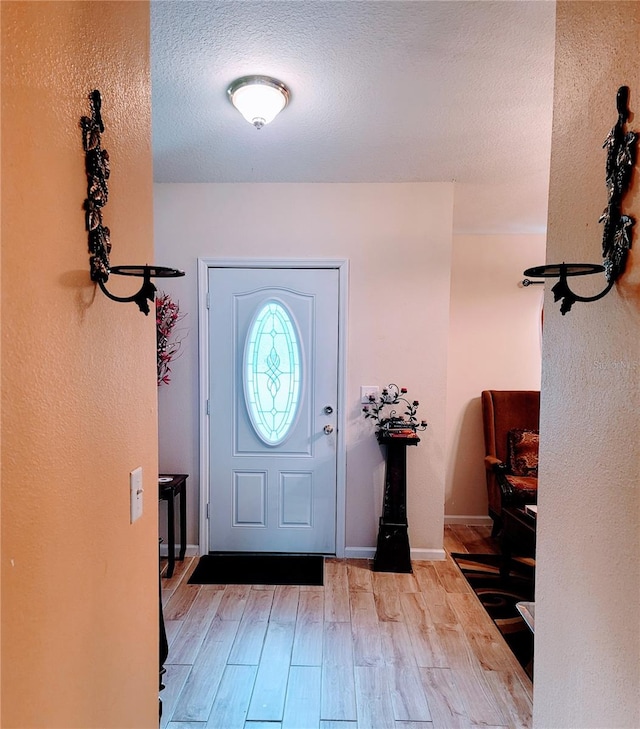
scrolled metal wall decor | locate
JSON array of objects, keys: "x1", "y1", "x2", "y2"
[
  {"x1": 600, "y1": 86, "x2": 637, "y2": 280},
  {"x1": 523, "y1": 86, "x2": 637, "y2": 314},
  {"x1": 80, "y1": 90, "x2": 184, "y2": 315},
  {"x1": 81, "y1": 89, "x2": 111, "y2": 283}
]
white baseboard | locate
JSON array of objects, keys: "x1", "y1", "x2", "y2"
[
  {"x1": 444, "y1": 515, "x2": 493, "y2": 526},
  {"x1": 343, "y1": 547, "x2": 446, "y2": 561},
  {"x1": 159, "y1": 543, "x2": 200, "y2": 558},
  {"x1": 343, "y1": 547, "x2": 375, "y2": 560},
  {"x1": 182, "y1": 544, "x2": 447, "y2": 561},
  {"x1": 411, "y1": 548, "x2": 446, "y2": 561}
]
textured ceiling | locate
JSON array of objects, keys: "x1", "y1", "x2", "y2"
[{"x1": 151, "y1": 0, "x2": 556, "y2": 233}]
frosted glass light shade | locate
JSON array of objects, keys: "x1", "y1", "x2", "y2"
[{"x1": 227, "y1": 76, "x2": 290, "y2": 129}]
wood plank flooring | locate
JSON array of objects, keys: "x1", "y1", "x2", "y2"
[{"x1": 160, "y1": 526, "x2": 532, "y2": 729}]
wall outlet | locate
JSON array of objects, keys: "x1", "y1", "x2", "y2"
[
  {"x1": 130, "y1": 467, "x2": 143, "y2": 523},
  {"x1": 361, "y1": 385, "x2": 379, "y2": 404}
]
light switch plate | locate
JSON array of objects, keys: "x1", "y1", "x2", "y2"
[
  {"x1": 361, "y1": 385, "x2": 379, "y2": 404},
  {"x1": 130, "y1": 467, "x2": 143, "y2": 523}
]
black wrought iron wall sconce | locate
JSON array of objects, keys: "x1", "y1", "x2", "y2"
[
  {"x1": 523, "y1": 86, "x2": 637, "y2": 314},
  {"x1": 81, "y1": 90, "x2": 184, "y2": 315}
]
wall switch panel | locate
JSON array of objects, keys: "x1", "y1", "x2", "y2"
[
  {"x1": 130, "y1": 467, "x2": 143, "y2": 523},
  {"x1": 361, "y1": 385, "x2": 380, "y2": 404}
]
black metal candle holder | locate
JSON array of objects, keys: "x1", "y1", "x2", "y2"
[
  {"x1": 524, "y1": 87, "x2": 637, "y2": 314},
  {"x1": 81, "y1": 90, "x2": 184, "y2": 315},
  {"x1": 97, "y1": 265, "x2": 185, "y2": 316}
]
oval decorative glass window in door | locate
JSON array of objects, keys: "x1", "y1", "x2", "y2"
[{"x1": 244, "y1": 300, "x2": 302, "y2": 445}]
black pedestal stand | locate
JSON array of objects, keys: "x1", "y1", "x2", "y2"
[{"x1": 373, "y1": 435, "x2": 420, "y2": 573}]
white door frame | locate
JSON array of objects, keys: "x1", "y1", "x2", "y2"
[{"x1": 198, "y1": 258, "x2": 349, "y2": 557}]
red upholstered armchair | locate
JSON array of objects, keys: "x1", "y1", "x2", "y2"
[{"x1": 481, "y1": 390, "x2": 540, "y2": 535}]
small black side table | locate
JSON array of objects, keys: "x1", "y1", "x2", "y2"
[
  {"x1": 159, "y1": 474, "x2": 188, "y2": 578},
  {"x1": 373, "y1": 435, "x2": 420, "y2": 573}
]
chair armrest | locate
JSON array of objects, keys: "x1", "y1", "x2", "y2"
[
  {"x1": 484, "y1": 455, "x2": 504, "y2": 470},
  {"x1": 485, "y1": 456, "x2": 514, "y2": 502}
]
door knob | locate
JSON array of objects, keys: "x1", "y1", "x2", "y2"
[
  {"x1": 323, "y1": 424, "x2": 334, "y2": 435},
  {"x1": 324, "y1": 405, "x2": 334, "y2": 415}
]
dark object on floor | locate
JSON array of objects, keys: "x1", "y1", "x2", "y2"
[
  {"x1": 452, "y1": 553, "x2": 534, "y2": 676},
  {"x1": 188, "y1": 553, "x2": 324, "y2": 586},
  {"x1": 501, "y1": 507, "x2": 536, "y2": 579}
]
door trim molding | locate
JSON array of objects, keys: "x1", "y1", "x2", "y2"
[{"x1": 197, "y1": 257, "x2": 349, "y2": 557}]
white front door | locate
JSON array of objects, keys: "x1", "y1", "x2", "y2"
[{"x1": 207, "y1": 266, "x2": 340, "y2": 553}]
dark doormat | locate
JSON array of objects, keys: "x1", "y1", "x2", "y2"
[
  {"x1": 451, "y1": 553, "x2": 534, "y2": 678},
  {"x1": 188, "y1": 553, "x2": 324, "y2": 586}
]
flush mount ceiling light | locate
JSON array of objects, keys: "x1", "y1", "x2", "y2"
[{"x1": 227, "y1": 75, "x2": 290, "y2": 129}]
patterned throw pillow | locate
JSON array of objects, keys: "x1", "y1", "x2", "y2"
[{"x1": 507, "y1": 429, "x2": 539, "y2": 477}]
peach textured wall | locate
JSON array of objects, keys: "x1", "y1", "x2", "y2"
[
  {"x1": 154, "y1": 182, "x2": 453, "y2": 557},
  {"x1": 1, "y1": 3, "x2": 159, "y2": 727},
  {"x1": 445, "y1": 233, "x2": 544, "y2": 519},
  {"x1": 534, "y1": 2, "x2": 640, "y2": 727}
]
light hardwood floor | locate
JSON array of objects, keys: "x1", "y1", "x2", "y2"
[{"x1": 160, "y1": 525, "x2": 532, "y2": 729}]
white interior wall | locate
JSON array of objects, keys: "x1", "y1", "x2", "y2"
[
  {"x1": 154, "y1": 182, "x2": 453, "y2": 556},
  {"x1": 445, "y1": 233, "x2": 545, "y2": 519},
  {"x1": 534, "y1": 3, "x2": 640, "y2": 726}
]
